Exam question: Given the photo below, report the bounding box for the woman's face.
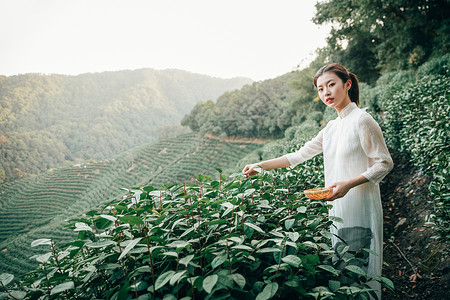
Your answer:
[316,72,351,113]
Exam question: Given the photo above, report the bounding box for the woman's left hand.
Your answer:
[324,181,351,201]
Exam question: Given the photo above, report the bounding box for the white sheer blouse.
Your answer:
[284,102,393,297]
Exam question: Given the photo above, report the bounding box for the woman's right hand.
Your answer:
[242,164,262,177]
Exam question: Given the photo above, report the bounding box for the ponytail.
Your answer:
[348,72,359,107]
[314,63,360,107]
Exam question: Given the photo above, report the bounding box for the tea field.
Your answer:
[0,133,262,277]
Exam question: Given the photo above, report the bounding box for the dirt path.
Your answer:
[380,150,449,299]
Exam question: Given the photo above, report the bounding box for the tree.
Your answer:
[313,0,450,81]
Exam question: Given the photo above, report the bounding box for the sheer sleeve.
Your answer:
[284,128,324,167]
[358,113,394,185]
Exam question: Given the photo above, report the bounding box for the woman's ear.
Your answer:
[346,80,352,91]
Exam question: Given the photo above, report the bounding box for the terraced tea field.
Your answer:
[0,133,262,277]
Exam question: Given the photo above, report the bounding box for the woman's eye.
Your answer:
[329,83,335,87]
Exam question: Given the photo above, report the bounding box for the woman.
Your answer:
[243,63,393,298]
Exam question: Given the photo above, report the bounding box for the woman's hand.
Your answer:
[242,164,262,177]
[324,181,351,201]
[324,175,369,201]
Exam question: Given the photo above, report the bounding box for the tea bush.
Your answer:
[1,169,393,299]
[382,74,450,241]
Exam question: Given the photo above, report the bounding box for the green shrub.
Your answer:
[417,54,450,77]
[383,74,450,241]
[4,170,393,299]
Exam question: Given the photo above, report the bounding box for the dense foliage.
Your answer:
[368,56,450,241]
[0,69,252,182]
[313,0,450,83]
[1,168,393,299]
[0,134,262,278]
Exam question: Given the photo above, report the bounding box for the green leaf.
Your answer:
[155,270,175,290]
[231,245,253,251]
[31,239,52,247]
[318,265,340,276]
[166,240,190,249]
[170,270,187,286]
[256,247,282,253]
[74,222,92,232]
[297,206,307,213]
[256,282,278,300]
[211,254,227,269]
[99,214,117,222]
[9,291,26,299]
[281,255,302,268]
[244,222,265,234]
[231,273,246,289]
[35,252,52,263]
[119,215,144,225]
[328,280,340,291]
[362,248,379,256]
[379,276,394,291]
[345,265,367,277]
[285,219,295,230]
[0,273,14,286]
[203,274,218,294]
[50,281,74,295]
[179,254,194,267]
[86,240,116,248]
[118,238,142,260]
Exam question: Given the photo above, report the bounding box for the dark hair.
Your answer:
[313,63,360,107]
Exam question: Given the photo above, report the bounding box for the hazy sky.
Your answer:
[0,0,330,81]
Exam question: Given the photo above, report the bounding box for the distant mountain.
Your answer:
[0,69,252,182]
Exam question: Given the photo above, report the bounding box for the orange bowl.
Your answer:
[304,187,332,200]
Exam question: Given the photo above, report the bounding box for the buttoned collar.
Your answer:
[338,102,357,119]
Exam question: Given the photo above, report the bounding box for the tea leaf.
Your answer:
[328,279,341,291]
[31,239,52,247]
[179,254,194,267]
[99,214,117,222]
[35,252,52,263]
[170,270,187,285]
[256,282,278,300]
[244,223,265,234]
[378,276,395,291]
[231,273,246,289]
[155,270,176,290]
[231,245,253,251]
[50,281,74,295]
[345,265,367,277]
[203,274,218,294]
[211,254,227,269]
[118,238,142,260]
[74,222,93,232]
[86,240,116,248]
[284,219,295,230]
[318,265,340,276]
[281,255,302,268]
[0,273,14,286]
[256,247,281,254]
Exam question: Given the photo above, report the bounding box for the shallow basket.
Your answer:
[304,187,332,200]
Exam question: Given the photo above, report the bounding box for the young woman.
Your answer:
[242,63,393,298]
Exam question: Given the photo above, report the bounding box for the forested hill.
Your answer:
[0,69,252,182]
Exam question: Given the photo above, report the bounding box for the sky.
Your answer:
[0,0,331,81]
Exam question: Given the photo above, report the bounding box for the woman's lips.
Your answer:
[326,97,333,103]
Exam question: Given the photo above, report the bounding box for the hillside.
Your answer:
[0,69,252,182]
[0,133,262,277]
